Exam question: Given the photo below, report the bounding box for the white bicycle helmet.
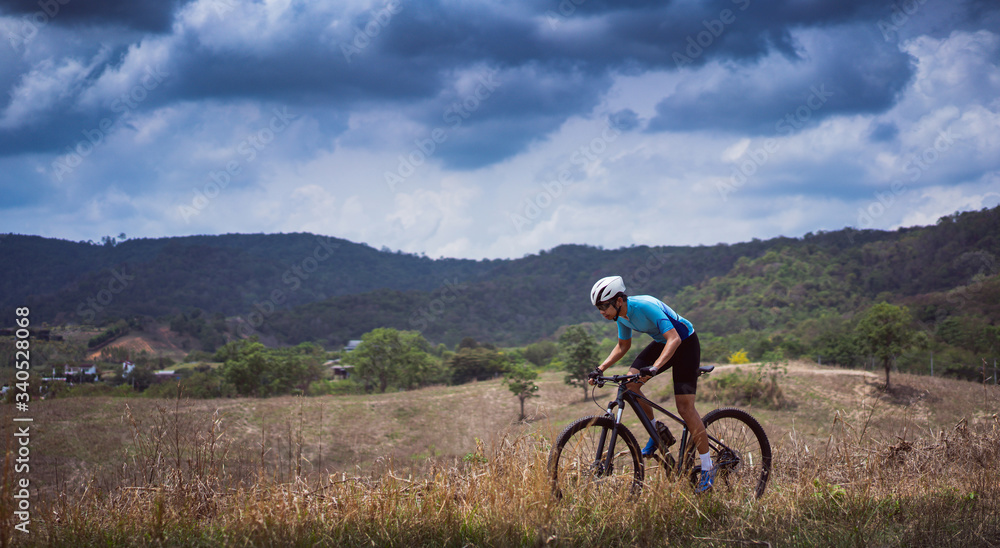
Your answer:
[590,276,626,306]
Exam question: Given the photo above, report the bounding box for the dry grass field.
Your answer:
[2,361,998,546]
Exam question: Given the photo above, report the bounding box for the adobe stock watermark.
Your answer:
[408,278,469,331]
[543,0,588,28]
[384,68,501,192]
[877,0,930,42]
[717,84,834,201]
[75,268,135,322]
[207,0,238,17]
[340,0,404,63]
[672,0,751,68]
[237,236,341,339]
[854,128,957,232]
[626,247,674,294]
[179,106,298,222]
[509,123,622,233]
[5,0,71,52]
[50,65,169,182]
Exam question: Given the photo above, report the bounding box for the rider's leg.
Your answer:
[675,394,709,455]
[626,371,658,455]
[628,342,668,456]
[671,334,715,492]
[625,375,655,421]
[626,341,665,423]
[625,369,656,457]
[677,394,716,494]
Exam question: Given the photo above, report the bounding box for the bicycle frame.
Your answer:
[597,375,724,476]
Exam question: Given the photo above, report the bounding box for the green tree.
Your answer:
[854,302,918,389]
[559,326,599,400]
[523,340,558,367]
[123,363,156,391]
[221,341,278,396]
[814,316,864,367]
[503,362,540,421]
[456,337,480,350]
[218,338,320,397]
[450,346,506,385]
[346,328,438,393]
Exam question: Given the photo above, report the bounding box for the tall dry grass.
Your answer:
[5,390,999,548]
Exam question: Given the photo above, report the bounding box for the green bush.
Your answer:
[704,362,791,409]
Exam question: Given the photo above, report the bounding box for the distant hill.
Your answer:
[3,233,488,323]
[3,232,778,334]
[676,208,1000,336]
[3,206,999,351]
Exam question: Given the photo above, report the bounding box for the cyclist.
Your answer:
[586,275,716,493]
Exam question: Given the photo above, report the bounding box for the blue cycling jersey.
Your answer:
[617,295,695,343]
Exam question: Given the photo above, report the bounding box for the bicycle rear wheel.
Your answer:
[548,415,644,500]
[687,407,771,499]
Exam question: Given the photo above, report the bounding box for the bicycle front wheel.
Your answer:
[690,407,772,499]
[548,415,644,501]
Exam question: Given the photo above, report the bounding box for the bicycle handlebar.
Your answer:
[590,365,714,387]
[591,373,641,388]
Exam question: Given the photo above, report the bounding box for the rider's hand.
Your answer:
[587,368,602,385]
[639,365,658,378]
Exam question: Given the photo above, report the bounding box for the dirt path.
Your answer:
[710,362,880,378]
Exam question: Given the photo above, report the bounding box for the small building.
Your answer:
[344,340,362,352]
[153,370,180,383]
[66,364,98,376]
[65,364,99,382]
[331,365,354,380]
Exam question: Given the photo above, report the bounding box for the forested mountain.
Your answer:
[3,233,488,323]
[251,207,1000,352]
[3,207,999,354]
[676,208,1000,336]
[3,231,776,330]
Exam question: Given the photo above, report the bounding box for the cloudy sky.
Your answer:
[1,0,999,259]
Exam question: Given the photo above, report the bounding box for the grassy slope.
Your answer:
[15,362,999,490]
[6,361,1000,546]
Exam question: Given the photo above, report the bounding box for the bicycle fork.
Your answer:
[597,403,626,475]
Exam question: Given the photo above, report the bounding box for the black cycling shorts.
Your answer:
[629,332,701,395]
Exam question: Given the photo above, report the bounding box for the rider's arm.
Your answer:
[597,338,631,372]
[647,328,681,373]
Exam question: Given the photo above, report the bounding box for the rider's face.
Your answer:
[597,298,618,320]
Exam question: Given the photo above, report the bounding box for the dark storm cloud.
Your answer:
[2,0,997,166]
[402,64,612,169]
[647,24,916,135]
[0,112,97,156]
[532,0,884,71]
[0,0,190,32]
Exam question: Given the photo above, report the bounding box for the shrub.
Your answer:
[705,361,791,409]
[728,349,750,364]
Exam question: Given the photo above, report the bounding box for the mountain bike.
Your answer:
[548,366,771,501]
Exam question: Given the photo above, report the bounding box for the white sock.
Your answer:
[700,452,713,472]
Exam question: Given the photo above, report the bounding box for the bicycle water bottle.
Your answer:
[655,420,676,448]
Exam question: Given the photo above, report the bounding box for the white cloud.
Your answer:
[899,179,1000,228]
[0,55,102,128]
[1,1,998,261]
[902,30,1000,110]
